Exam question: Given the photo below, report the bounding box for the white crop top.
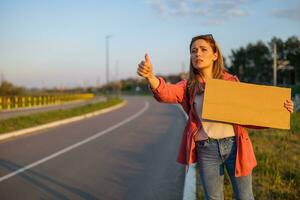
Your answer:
[193,93,235,140]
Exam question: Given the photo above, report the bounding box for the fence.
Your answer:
[0,93,94,111]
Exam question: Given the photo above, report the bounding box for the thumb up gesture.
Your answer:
[137,53,154,79]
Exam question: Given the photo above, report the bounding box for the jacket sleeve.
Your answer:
[149,77,186,104]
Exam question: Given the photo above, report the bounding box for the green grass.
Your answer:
[196,110,300,199]
[0,97,124,134]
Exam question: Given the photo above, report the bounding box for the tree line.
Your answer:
[228,36,299,86]
[1,36,299,96]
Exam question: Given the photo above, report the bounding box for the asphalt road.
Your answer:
[0,96,186,200]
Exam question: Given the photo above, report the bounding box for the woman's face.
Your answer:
[190,39,218,71]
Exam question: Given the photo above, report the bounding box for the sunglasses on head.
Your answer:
[192,34,214,41]
[190,34,215,51]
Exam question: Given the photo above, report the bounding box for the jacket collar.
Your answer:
[198,71,233,84]
[192,71,234,97]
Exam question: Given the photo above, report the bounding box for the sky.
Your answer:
[0,0,299,88]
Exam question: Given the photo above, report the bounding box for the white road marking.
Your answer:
[175,105,197,200]
[0,101,149,183]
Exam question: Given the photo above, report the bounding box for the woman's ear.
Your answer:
[213,52,218,61]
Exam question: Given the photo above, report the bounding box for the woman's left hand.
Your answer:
[284,99,294,113]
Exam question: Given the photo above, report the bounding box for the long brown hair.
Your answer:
[187,35,225,97]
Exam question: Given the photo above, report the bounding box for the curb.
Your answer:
[175,105,197,200]
[0,100,127,141]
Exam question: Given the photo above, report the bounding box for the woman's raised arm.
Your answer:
[137,53,186,104]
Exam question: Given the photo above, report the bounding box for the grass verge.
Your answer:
[0,97,124,134]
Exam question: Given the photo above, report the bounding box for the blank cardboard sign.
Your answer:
[202,79,291,129]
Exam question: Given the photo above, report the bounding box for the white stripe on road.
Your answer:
[0,101,149,183]
[175,105,197,200]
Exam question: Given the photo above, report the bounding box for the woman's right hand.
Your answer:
[137,53,154,79]
[137,53,160,90]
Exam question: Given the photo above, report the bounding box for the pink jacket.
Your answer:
[150,71,264,177]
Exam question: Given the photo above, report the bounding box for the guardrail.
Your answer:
[0,93,94,111]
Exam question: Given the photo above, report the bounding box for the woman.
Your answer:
[137,34,294,200]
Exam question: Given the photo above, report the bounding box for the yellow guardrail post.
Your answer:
[38,96,42,106]
[33,97,36,107]
[0,97,2,111]
[7,97,11,110]
[28,96,32,107]
[14,96,18,109]
[22,97,25,108]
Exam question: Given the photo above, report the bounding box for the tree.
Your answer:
[229,47,248,81]
[285,36,300,85]
[229,42,272,84]
[228,37,300,85]
[246,41,272,83]
[0,81,25,96]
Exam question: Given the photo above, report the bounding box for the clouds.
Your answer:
[270,6,300,22]
[146,0,251,24]
[146,0,299,25]
[147,0,192,17]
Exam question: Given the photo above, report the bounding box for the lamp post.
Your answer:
[106,35,112,85]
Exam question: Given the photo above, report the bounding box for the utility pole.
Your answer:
[106,35,112,85]
[273,42,277,86]
[273,42,294,85]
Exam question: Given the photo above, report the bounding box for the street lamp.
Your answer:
[106,35,112,85]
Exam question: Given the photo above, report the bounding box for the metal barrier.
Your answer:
[0,93,94,111]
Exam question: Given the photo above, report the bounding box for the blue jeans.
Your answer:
[196,137,254,200]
